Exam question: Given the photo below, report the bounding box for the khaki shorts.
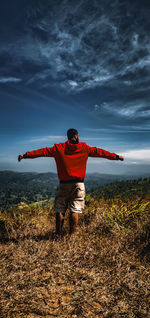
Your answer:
[54,182,85,214]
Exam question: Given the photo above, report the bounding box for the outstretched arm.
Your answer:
[18,146,56,162]
[85,144,124,161]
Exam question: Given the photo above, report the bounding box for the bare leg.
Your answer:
[70,212,78,236]
[56,213,64,236]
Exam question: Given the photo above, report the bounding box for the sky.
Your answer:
[0,0,150,176]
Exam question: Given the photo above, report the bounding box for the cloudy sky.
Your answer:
[0,0,150,176]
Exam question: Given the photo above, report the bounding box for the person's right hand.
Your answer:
[18,154,24,162]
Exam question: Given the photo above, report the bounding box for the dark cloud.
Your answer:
[0,0,150,89]
[0,0,150,129]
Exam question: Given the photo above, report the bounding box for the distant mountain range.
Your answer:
[0,170,148,210]
[0,170,58,187]
[0,170,131,191]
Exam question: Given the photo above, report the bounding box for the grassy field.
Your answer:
[0,179,150,317]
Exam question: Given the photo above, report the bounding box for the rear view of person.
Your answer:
[18,128,124,237]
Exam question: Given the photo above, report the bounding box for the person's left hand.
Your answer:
[119,155,124,161]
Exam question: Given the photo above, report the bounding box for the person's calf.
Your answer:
[70,212,78,236]
[56,212,64,236]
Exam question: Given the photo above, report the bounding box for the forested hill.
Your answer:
[0,171,58,210]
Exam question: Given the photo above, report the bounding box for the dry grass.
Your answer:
[0,191,150,318]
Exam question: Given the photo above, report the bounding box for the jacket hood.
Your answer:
[65,140,83,153]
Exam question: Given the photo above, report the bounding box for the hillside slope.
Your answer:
[0,179,150,318]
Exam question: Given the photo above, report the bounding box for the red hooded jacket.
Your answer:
[25,140,118,181]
